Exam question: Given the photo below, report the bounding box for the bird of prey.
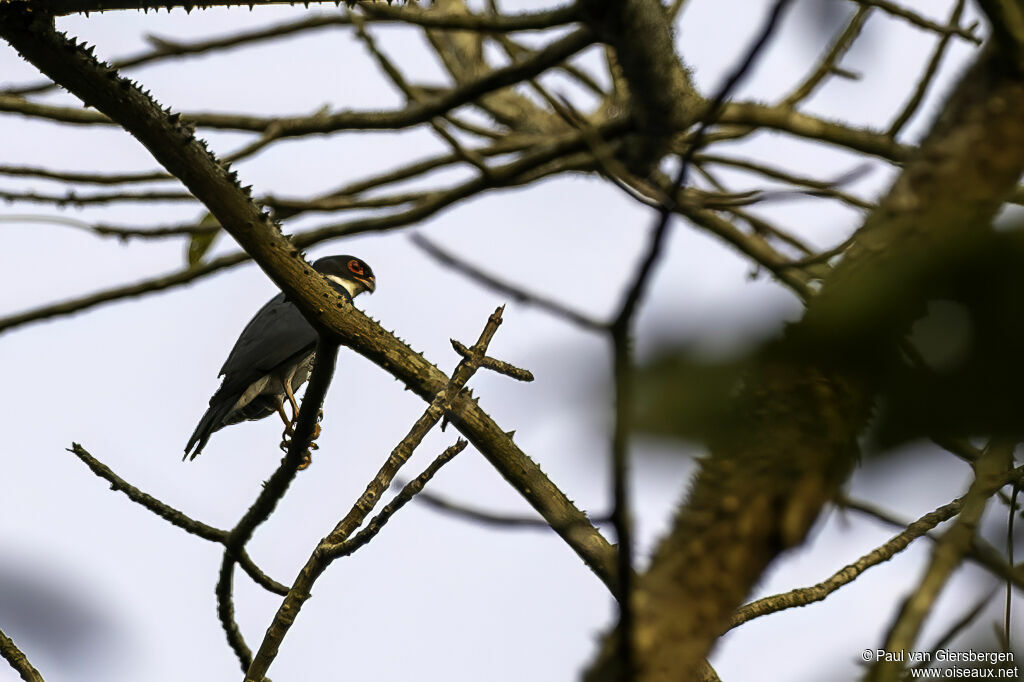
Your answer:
[184,255,375,460]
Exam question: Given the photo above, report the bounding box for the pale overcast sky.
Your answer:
[0,2,1008,681]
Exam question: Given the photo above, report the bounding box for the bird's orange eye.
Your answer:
[348,259,364,276]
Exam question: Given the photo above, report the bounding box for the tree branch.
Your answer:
[214,338,339,671]
[886,0,968,137]
[411,232,607,332]
[0,3,618,606]
[403,485,611,529]
[872,440,1015,682]
[0,26,595,136]
[850,0,981,44]
[0,628,43,682]
[66,443,289,594]
[729,497,962,629]
[585,35,1024,682]
[329,440,468,558]
[577,0,700,170]
[245,308,504,681]
[976,0,1024,68]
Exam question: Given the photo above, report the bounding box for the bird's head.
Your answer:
[313,255,376,299]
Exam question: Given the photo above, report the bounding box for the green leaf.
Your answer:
[186,212,220,267]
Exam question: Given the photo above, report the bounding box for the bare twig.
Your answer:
[1005,482,1020,651]
[887,0,968,137]
[0,28,596,137]
[0,251,251,335]
[326,440,469,559]
[730,497,963,629]
[718,102,910,161]
[450,339,534,381]
[357,2,581,33]
[0,163,171,184]
[245,308,507,681]
[849,0,981,44]
[405,485,612,529]
[216,553,252,671]
[839,493,1024,590]
[696,153,874,211]
[0,214,212,240]
[0,628,43,682]
[411,232,607,332]
[0,187,194,206]
[68,443,224,543]
[873,440,1014,682]
[914,589,997,670]
[782,5,872,107]
[66,444,288,595]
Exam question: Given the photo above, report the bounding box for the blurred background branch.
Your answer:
[2,0,1023,681]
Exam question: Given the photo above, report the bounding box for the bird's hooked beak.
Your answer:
[356,275,376,294]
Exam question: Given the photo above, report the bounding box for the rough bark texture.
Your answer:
[586,45,1024,682]
[578,0,699,171]
[0,7,618,592]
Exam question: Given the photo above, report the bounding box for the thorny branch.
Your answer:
[2,0,1024,680]
[244,306,511,681]
[1,6,622,671]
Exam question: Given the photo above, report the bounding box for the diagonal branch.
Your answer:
[872,440,1015,682]
[0,628,43,682]
[67,443,289,595]
[411,233,607,332]
[329,440,469,559]
[729,497,963,629]
[245,308,505,681]
[782,4,872,107]
[586,30,1024,682]
[0,1,618,617]
[404,485,610,529]
[886,0,968,137]
[850,0,981,43]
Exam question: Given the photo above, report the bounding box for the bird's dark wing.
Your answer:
[184,293,317,459]
[217,292,318,391]
[185,281,356,459]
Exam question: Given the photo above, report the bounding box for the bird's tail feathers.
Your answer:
[183,394,236,461]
